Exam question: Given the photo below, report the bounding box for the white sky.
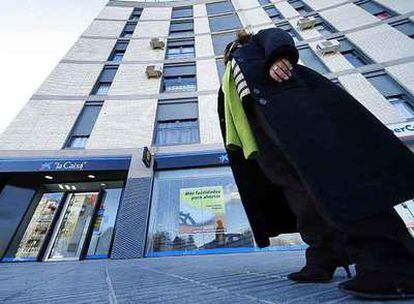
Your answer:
[0,0,108,134]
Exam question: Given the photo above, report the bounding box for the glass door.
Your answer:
[9,193,64,261]
[46,192,99,261]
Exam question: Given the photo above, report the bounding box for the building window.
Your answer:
[288,0,313,16]
[277,22,301,42]
[390,19,414,39]
[209,14,242,32]
[3,181,124,262]
[314,16,336,35]
[169,19,194,37]
[120,22,137,38]
[259,0,271,5]
[145,167,254,256]
[355,0,395,20]
[108,41,129,62]
[206,1,235,15]
[216,59,226,81]
[212,32,237,56]
[264,6,282,22]
[171,6,193,19]
[338,38,371,68]
[366,72,414,120]
[91,66,118,95]
[129,8,142,21]
[65,103,103,149]
[67,136,89,149]
[298,46,329,74]
[166,38,195,59]
[154,100,200,146]
[162,63,197,92]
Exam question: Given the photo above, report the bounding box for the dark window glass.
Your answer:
[209,14,242,32]
[206,1,234,15]
[65,104,102,149]
[391,19,414,38]
[339,39,370,67]
[0,185,37,259]
[109,41,128,62]
[169,20,194,36]
[155,101,200,146]
[259,0,271,5]
[355,0,395,19]
[162,63,197,92]
[387,95,414,119]
[120,22,137,38]
[216,59,226,81]
[110,51,124,62]
[314,16,335,35]
[163,77,197,92]
[172,6,193,19]
[166,38,195,59]
[265,6,282,22]
[212,32,236,56]
[91,66,118,95]
[86,188,123,259]
[366,73,414,119]
[342,51,367,67]
[166,46,195,59]
[288,0,313,15]
[129,8,142,21]
[299,47,329,74]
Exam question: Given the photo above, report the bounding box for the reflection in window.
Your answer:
[209,14,242,32]
[146,167,254,256]
[163,76,197,92]
[86,188,123,259]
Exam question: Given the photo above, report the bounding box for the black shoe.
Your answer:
[287,264,351,283]
[338,273,414,300]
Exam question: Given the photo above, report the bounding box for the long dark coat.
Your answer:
[217,28,414,247]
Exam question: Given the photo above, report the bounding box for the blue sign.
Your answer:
[0,156,131,173]
[155,150,229,170]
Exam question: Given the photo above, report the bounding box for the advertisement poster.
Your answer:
[179,186,225,234]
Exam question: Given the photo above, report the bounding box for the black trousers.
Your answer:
[246,98,414,278]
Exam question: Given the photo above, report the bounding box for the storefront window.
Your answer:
[3,181,123,262]
[10,193,64,261]
[86,188,123,259]
[146,167,254,256]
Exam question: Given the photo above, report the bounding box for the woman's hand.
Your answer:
[269,58,292,82]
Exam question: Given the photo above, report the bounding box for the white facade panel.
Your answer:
[36,63,103,96]
[83,20,125,37]
[63,38,116,61]
[109,64,161,96]
[0,100,84,150]
[97,6,133,20]
[88,99,157,149]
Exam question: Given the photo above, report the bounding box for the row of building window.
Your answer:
[64,1,413,149]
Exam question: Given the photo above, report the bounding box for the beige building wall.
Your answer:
[1,0,413,151]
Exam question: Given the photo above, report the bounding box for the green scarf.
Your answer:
[222,62,259,159]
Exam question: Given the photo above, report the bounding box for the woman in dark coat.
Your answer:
[217,28,414,299]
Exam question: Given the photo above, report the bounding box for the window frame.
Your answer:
[153,99,200,146]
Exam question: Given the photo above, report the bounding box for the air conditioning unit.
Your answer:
[316,39,340,55]
[297,17,316,31]
[150,38,165,50]
[146,65,162,79]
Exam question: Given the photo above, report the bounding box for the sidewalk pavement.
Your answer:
[0,250,408,304]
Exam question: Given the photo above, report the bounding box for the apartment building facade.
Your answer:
[0,0,413,263]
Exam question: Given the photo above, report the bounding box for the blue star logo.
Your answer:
[218,154,229,164]
[40,162,53,171]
